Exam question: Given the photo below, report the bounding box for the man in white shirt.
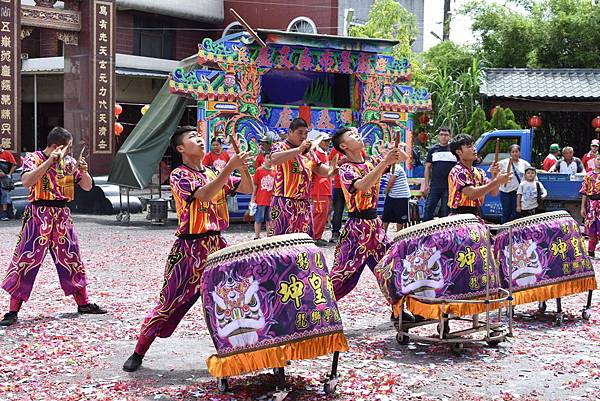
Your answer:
[498,144,530,223]
[550,146,584,174]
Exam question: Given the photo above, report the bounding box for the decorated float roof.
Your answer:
[255,29,399,54]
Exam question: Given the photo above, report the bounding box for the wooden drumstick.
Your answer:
[391,130,401,174]
[494,138,500,165]
[228,132,252,182]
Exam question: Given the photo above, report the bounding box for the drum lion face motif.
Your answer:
[401,246,444,298]
[503,239,543,287]
[211,272,266,348]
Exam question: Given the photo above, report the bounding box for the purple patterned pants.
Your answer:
[135,235,226,355]
[2,205,88,302]
[269,196,313,237]
[330,217,390,300]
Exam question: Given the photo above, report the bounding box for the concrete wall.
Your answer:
[338,0,424,53]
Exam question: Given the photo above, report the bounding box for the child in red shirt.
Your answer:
[251,154,276,239]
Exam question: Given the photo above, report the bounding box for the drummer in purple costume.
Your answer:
[269,118,333,237]
[329,127,403,301]
[123,126,252,372]
[0,127,106,327]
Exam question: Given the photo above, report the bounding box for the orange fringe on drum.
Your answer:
[393,295,507,320]
[206,332,349,378]
[510,276,597,306]
[392,276,598,320]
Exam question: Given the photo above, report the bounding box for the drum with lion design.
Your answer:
[201,233,348,378]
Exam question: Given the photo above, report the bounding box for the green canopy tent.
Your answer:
[107,77,189,189]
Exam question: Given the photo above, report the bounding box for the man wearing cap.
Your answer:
[582,140,600,172]
[543,144,560,171]
[254,133,273,169]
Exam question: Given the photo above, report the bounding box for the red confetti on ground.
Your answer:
[0,215,599,400]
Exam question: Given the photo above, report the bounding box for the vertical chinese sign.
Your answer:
[92,1,114,155]
[0,0,20,152]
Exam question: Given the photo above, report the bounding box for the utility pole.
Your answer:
[443,0,451,40]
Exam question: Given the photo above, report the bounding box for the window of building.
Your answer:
[222,22,245,38]
[287,17,317,34]
[133,15,175,59]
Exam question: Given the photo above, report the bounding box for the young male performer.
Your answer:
[447,133,509,216]
[329,127,403,300]
[269,118,333,237]
[0,127,106,327]
[123,126,252,372]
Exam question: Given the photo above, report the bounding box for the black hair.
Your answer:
[438,126,451,134]
[449,133,474,157]
[47,127,73,146]
[510,144,520,151]
[524,166,536,173]
[289,118,308,132]
[211,137,222,145]
[170,125,197,152]
[332,127,352,155]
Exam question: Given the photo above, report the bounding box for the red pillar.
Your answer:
[0,0,21,155]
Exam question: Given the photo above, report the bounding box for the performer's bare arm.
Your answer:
[462,169,509,200]
[581,194,587,219]
[353,148,401,192]
[421,162,432,196]
[21,145,65,188]
[193,152,252,201]
[76,157,93,191]
[270,140,311,165]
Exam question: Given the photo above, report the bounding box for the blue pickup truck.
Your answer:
[472,129,583,222]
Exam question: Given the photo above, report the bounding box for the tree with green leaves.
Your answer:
[464,106,521,140]
[349,0,418,59]
[462,0,600,68]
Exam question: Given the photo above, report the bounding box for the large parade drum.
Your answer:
[374,214,502,319]
[493,211,597,305]
[201,234,348,378]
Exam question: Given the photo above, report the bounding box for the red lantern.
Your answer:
[417,130,428,144]
[528,115,542,129]
[418,114,429,126]
[114,122,124,136]
[490,106,501,118]
[592,116,600,133]
[114,103,123,118]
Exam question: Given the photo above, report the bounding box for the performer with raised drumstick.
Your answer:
[328,127,415,321]
[268,118,334,237]
[447,134,510,218]
[1,127,106,327]
[123,126,252,372]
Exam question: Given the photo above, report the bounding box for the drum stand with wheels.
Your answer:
[394,226,513,353]
[215,351,341,396]
[526,290,593,326]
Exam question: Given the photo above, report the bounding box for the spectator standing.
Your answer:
[251,154,276,239]
[550,146,584,174]
[311,133,336,244]
[498,144,530,223]
[516,167,547,217]
[254,133,273,169]
[203,137,230,171]
[329,147,345,243]
[542,144,560,171]
[582,139,599,172]
[0,146,16,221]
[421,127,457,221]
[382,156,411,233]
